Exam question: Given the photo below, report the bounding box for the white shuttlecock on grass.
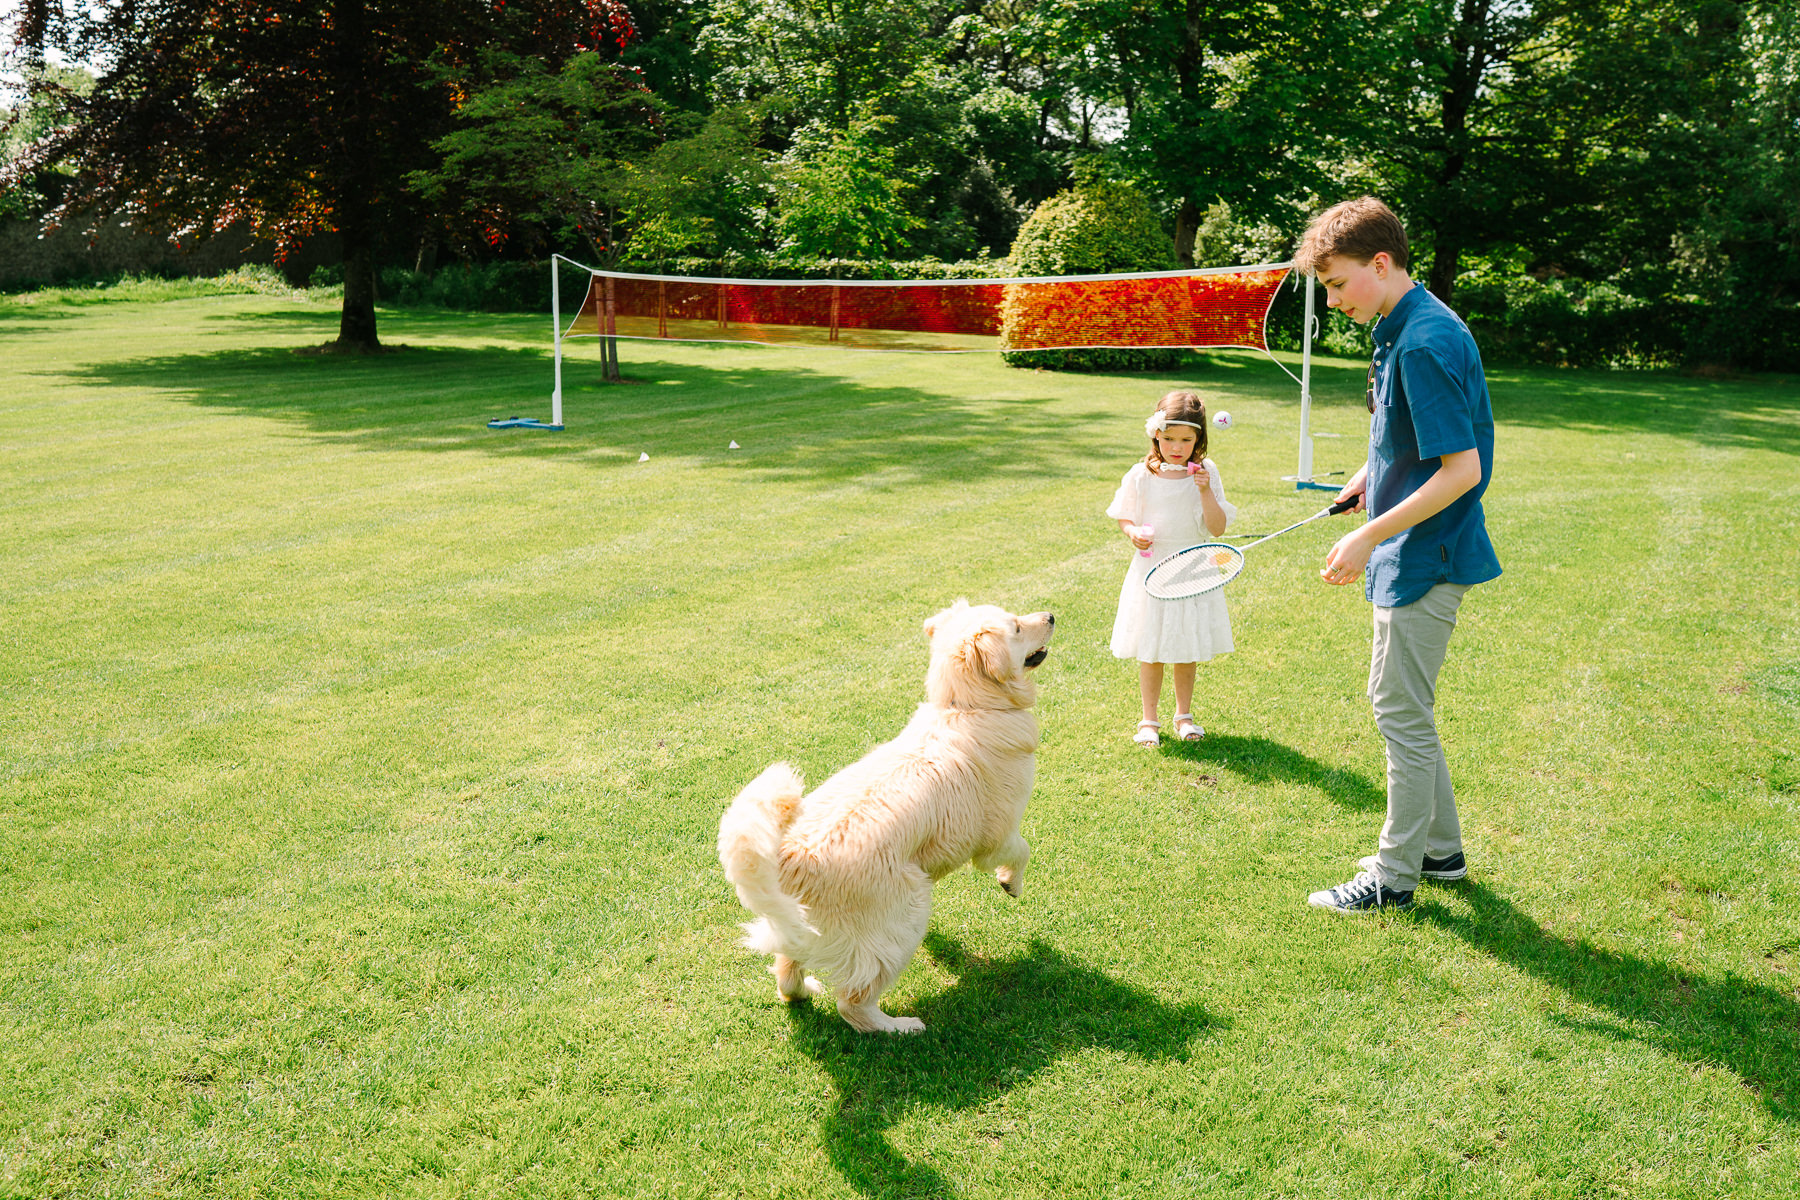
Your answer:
[1212,411,1232,431]
[729,440,740,449]
[638,452,650,462]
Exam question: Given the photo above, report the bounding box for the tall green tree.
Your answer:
[1,0,636,351]
[410,49,662,264]
[698,0,931,129]
[696,0,1077,258]
[775,117,923,258]
[1013,0,1360,265]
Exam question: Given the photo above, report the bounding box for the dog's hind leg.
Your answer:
[834,876,932,1034]
[772,955,824,1003]
[976,832,1031,898]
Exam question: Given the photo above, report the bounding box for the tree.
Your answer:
[774,117,923,259]
[409,54,767,379]
[410,49,662,265]
[1012,0,1360,265]
[1354,0,1598,305]
[614,104,776,261]
[0,60,89,221]
[696,0,1077,258]
[697,0,931,130]
[1,0,636,352]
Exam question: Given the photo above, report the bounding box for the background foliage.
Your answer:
[3,0,1797,368]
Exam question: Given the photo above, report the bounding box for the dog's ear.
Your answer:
[972,626,1015,680]
[923,599,970,640]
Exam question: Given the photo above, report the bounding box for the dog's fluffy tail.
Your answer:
[718,762,816,957]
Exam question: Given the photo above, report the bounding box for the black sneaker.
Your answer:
[1307,871,1413,912]
[1421,851,1467,881]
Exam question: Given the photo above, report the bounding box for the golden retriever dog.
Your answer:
[718,601,1055,1033]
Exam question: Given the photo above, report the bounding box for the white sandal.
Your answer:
[1133,720,1161,747]
[1174,714,1204,741]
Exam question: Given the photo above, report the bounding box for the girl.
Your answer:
[1105,390,1238,745]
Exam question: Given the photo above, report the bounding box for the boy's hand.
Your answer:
[1334,483,1365,513]
[1321,528,1374,586]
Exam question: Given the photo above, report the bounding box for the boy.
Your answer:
[1296,197,1501,912]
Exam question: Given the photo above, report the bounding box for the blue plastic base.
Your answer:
[487,417,565,430]
[1293,479,1337,492]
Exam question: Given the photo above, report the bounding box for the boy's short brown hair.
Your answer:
[1295,197,1410,275]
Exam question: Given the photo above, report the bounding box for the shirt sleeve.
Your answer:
[1397,346,1478,461]
[1204,458,1237,531]
[1104,466,1141,522]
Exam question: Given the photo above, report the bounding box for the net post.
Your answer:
[1297,272,1315,487]
[551,255,564,428]
[1291,272,1335,492]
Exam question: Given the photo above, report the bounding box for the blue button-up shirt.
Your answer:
[1364,284,1502,606]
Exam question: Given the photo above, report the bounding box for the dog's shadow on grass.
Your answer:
[784,932,1216,1198]
[1418,883,1800,1123]
[1162,732,1384,810]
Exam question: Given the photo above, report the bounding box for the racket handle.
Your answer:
[1328,497,1358,515]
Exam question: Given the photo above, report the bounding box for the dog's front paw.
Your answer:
[996,870,1023,899]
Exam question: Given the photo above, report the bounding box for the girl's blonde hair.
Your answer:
[1144,390,1209,472]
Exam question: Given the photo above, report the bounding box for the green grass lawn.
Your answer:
[2,281,1797,1199]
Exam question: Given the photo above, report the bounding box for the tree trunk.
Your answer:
[337,232,382,350]
[1427,234,1461,308]
[1426,0,1487,310]
[1173,196,1201,266]
[601,272,621,381]
[326,0,381,352]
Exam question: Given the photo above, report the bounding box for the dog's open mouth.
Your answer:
[1024,647,1049,669]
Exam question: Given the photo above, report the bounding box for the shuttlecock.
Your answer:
[729,440,740,449]
[638,452,649,462]
[1212,411,1232,431]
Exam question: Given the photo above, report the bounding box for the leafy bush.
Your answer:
[999,181,1183,372]
[1455,263,1684,368]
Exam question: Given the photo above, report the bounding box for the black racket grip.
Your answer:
[1327,497,1359,515]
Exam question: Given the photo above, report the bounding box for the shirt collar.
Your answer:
[1372,282,1427,351]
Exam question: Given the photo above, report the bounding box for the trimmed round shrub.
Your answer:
[1000,181,1182,372]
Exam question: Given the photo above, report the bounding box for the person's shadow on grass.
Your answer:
[1416,882,1799,1123]
[783,932,1216,1198]
[1161,731,1385,810]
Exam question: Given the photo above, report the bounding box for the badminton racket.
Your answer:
[1144,497,1358,600]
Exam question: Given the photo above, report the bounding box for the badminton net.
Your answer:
[563,261,1293,354]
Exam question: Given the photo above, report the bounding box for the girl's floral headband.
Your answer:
[1145,412,1205,438]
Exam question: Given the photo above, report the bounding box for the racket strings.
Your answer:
[1146,545,1244,598]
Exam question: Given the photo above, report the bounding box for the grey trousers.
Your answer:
[1360,583,1470,892]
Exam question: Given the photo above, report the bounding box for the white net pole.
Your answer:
[551,255,565,428]
[1297,272,1316,486]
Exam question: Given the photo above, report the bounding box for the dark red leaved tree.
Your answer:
[3,0,635,351]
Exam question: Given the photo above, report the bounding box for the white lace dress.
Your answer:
[1105,459,1238,663]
